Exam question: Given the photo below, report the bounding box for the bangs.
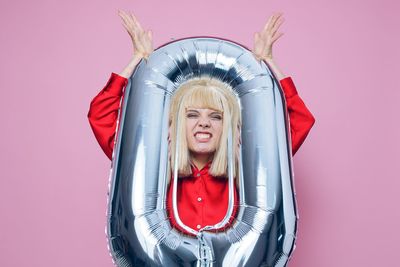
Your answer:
[182,85,224,112]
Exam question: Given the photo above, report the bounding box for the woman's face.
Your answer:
[185,107,223,159]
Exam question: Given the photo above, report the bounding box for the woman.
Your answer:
[87,11,315,235]
[166,76,242,234]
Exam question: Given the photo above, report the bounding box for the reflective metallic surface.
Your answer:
[106,37,297,266]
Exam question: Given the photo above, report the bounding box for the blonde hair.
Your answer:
[169,76,241,178]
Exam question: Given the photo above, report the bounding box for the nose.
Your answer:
[198,116,211,128]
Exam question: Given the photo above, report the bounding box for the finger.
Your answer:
[147,29,153,40]
[125,12,138,29]
[136,31,148,53]
[135,40,145,54]
[126,13,145,40]
[121,20,137,40]
[253,32,259,42]
[271,32,284,44]
[118,10,131,22]
[129,12,144,32]
[272,14,284,28]
[263,12,279,32]
[119,11,135,33]
[119,14,131,28]
[260,14,283,40]
[144,30,154,51]
[254,32,265,50]
[143,29,151,40]
[261,15,276,38]
[118,11,129,24]
[120,20,144,53]
[136,31,147,48]
[263,15,274,32]
[272,12,283,22]
[260,25,272,40]
[270,17,284,37]
[121,11,139,32]
[120,21,134,38]
[268,12,283,32]
[119,15,133,34]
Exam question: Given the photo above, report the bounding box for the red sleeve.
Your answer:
[87,73,128,160]
[279,77,316,156]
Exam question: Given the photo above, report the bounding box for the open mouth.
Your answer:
[194,132,212,142]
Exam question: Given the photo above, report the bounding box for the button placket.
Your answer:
[199,173,205,229]
[192,170,204,231]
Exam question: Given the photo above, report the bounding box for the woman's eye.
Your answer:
[186,113,198,118]
[211,114,222,120]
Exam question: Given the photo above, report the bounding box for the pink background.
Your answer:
[1,0,399,266]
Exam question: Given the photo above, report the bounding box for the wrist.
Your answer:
[119,56,142,78]
[262,55,274,63]
[262,58,286,80]
[131,53,143,61]
[133,51,151,60]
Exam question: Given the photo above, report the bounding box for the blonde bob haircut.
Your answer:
[169,76,241,178]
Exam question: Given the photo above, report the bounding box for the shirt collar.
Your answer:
[190,160,212,174]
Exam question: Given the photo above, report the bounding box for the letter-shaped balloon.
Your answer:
[106,37,297,266]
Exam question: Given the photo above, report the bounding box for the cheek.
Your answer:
[213,122,223,140]
[185,119,195,139]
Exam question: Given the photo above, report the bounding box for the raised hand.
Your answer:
[118,10,153,60]
[252,12,285,62]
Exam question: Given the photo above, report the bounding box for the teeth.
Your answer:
[196,133,211,139]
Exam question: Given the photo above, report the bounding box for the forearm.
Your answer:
[88,73,128,159]
[263,57,287,81]
[119,54,143,78]
[279,77,316,155]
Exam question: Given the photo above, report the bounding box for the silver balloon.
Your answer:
[106,37,297,267]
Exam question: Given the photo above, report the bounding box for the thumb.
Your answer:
[254,32,259,40]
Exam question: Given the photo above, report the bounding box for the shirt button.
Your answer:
[196,224,201,229]
[196,173,201,177]
[197,197,202,202]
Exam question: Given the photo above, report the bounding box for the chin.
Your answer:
[190,147,216,155]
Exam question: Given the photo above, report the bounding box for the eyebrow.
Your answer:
[185,109,223,115]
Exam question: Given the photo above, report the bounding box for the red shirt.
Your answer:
[87,72,315,235]
[166,162,239,235]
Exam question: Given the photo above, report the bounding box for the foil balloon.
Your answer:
[106,37,297,266]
